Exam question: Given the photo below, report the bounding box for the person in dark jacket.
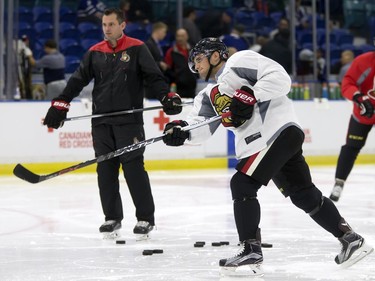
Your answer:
[164,28,197,98]
[260,18,292,74]
[145,21,168,74]
[42,8,182,240]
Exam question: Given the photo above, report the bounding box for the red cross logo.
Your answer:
[153,110,170,131]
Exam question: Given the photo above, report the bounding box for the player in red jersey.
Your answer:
[330,49,375,202]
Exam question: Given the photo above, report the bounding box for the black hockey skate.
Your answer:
[329,179,345,202]
[335,231,373,268]
[219,239,264,277]
[133,221,154,241]
[99,220,121,239]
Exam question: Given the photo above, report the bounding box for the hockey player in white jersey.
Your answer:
[162,38,373,276]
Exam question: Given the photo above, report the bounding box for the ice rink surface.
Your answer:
[0,165,374,281]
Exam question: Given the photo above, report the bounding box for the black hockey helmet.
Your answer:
[188,37,229,74]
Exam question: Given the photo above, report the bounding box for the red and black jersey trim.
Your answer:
[89,34,144,53]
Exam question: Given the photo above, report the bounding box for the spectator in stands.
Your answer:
[28,39,66,100]
[145,22,169,74]
[182,6,202,46]
[119,0,131,23]
[260,22,292,74]
[269,18,290,39]
[18,35,33,100]
[220,24,250,51]
[297,48,313,76]
[297,48,326,80]
[249,33,270,53]
[197,9,232,38]
[337,50,354,84]
[124,0,153,25]
[164,28,197,98]
[77,0,106,24]
[144,21,169,99]
[285,0,309,30]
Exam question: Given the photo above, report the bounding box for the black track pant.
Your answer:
[92,123,155,225]
[335,115,373,181]
[232,126,345,241]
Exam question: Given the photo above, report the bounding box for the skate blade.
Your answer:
[220,263,264,277]
[340,241,374,269]
[135,233,151,241]
[102,230,121,240]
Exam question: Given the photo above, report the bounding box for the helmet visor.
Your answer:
[188,52,210,73]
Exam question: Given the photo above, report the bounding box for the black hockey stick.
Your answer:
[14,112,230,184]
[63,101,194,122]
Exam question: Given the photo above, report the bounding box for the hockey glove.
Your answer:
[43,98,70,129]
[163,120,189,146]
[229,86,257,127]
[162,92,182,115]
[353,93,374,118]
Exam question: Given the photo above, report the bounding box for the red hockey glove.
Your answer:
[353,93,374,118]
[229,86,257,127]
[162,92,182,115]
[163,120,189,146]
[43,98,70,129]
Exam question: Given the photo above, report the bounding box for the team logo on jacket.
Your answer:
[209,84,232,127]
[120,51,130,62]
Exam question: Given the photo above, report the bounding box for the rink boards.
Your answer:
[0,99,374,174]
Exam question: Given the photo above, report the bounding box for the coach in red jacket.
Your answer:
[42,7,182,239]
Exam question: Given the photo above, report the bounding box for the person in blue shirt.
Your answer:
[28,39,66,100]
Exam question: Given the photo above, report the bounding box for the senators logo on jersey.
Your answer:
[209,84,233,127]
[120,51,130,62]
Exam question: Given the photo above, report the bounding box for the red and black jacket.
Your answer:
[342,51,375,125]
[59,34,169,125]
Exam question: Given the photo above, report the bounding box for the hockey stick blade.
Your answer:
[13,164,41,184]
[14,113,229,184]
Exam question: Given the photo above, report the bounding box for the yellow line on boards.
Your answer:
[1,155,374,176]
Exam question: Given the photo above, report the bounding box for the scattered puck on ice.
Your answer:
[261,243,273,248]
[115,240,126,244]
[220,241,230,245]
[142,250,153,256]
[153,249,163,254]
[211,242,222,247]
[194,241,205,247]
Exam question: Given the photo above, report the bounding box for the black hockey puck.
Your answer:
[220,241,230,245]
[261,243,273,248]
[116,240,126,244]
[153,249,163,254]
[142,250,153,255]
[211,242,222,247]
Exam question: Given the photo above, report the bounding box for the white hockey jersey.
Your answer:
[185,50,302,159]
